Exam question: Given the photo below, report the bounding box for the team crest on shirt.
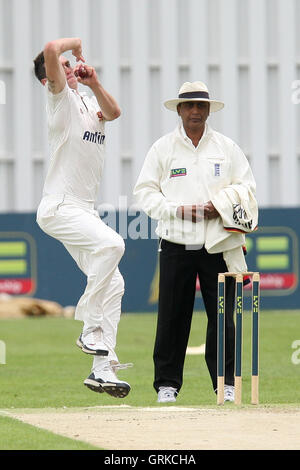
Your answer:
[214,163,221,176]
[170,168,187,178]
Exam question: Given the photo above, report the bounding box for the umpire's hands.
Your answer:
[176,205,203,223]
[202,201,219,220]
[176,201,219,223]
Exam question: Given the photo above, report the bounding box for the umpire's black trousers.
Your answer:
[153,239,236,393]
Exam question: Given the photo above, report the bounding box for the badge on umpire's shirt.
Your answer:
[214,163,220,176]
[170,168,187,178]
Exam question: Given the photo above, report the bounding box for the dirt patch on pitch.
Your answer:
[3,405,300,450]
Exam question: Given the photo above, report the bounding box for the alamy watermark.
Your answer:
[98,201,158,240]
[0,80,6,105]
[97,200,205,248]
[291,340,300,365]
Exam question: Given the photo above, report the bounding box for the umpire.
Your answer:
[134,81,258,403]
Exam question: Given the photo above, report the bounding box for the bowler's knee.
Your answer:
[114,271,125,295]
[111,236,125,260]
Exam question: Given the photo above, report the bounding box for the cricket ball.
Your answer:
[75,65,89,79]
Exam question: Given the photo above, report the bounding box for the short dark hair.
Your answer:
[33,51,46,82]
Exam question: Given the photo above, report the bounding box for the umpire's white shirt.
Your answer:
[43,83,105,203]
[134,123,258,254]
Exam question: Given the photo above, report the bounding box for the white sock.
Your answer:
[92,356,109,376]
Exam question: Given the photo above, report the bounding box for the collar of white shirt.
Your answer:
[178,123,208,148]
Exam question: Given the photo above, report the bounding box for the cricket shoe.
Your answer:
[84,364,131,398]
[76,327,109,356]
[157,386,178,403]
[224,385,235,402]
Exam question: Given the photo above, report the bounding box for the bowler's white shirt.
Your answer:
[43,84,106,204]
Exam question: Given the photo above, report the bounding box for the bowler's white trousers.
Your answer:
[37,194,125,364]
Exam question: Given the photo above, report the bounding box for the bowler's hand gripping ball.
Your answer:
[75,65,89,79]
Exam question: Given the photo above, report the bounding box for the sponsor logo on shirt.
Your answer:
[170,168,187,178]
[83,130,105,144]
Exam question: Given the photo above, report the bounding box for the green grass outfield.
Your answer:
[0,310,300,449]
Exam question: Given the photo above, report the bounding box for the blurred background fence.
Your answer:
[0,0,299,311]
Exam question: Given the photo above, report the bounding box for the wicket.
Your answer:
[217,272,260,405]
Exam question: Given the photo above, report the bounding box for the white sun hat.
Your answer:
[164,81,224,113]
